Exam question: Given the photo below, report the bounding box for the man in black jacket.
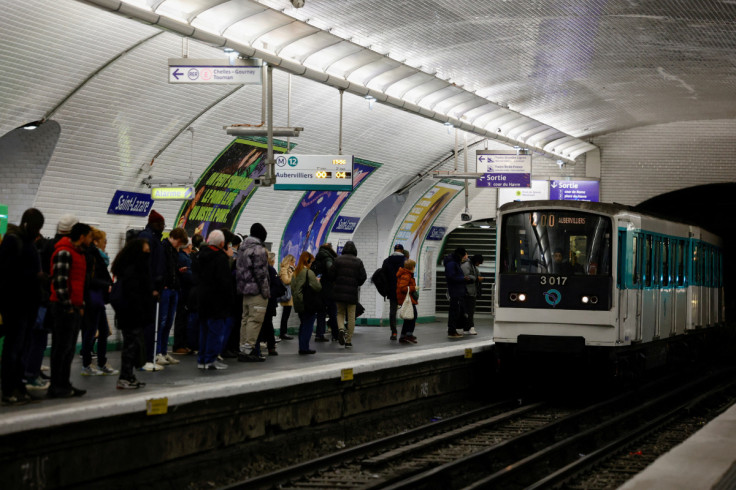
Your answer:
[381,243,406,340]
[155,226,188,367]
[311,243,338,341]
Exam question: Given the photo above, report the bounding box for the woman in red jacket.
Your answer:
[396,259,418,344]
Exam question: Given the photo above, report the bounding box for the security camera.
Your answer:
[461,209,472,221]
[254,178,273,187]
[291,0,305,7]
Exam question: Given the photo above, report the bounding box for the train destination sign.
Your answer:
[550,180,600,202]
[274,154,354,191]
[475,151,532,188]
[168,58,262,85]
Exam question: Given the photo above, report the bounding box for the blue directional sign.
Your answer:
[550,180,600,202]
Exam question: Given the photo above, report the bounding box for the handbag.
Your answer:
[398,287,414,320]
[355,302,365,318]
[277,284,292,303]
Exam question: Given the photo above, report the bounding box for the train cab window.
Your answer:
[676,240,685,286]
[499,210,612,276]
[644,236,652,287]
[662,238,670,287]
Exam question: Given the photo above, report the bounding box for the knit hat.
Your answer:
[148,209,165,225]
[57,213,79,234]
[394,243,404,251]
[250,222,267,242]
[453,247,467,258]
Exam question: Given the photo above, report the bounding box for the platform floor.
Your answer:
[0,319,494,435]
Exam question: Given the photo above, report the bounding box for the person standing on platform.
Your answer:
[172,238,193,355]
[256,251,283,356]
[0,208,45,405]
[47,222,93,398]
[154,226,188,367]
[396,259,419,344]
[461,254,484,335]
[330,241,367,349]
[222,231,243,359]
[444,247,468,339]
[196,230,233,370]
[311,243,338,342]
[138,209,166,372]
[381,243,406,341]
[236,223,270,362]
[291,251,320,354]
[278,254,296,340]
[111,239,152,389]
[80,227,117,376]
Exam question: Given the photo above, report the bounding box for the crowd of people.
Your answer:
[0,207,485,405]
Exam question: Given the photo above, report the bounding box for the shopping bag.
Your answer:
[398,287,414,320]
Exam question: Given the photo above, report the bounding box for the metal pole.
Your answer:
[338,89,344,155]
[454,127,459,171]
[286,74,292,153]
[464,131,469,208]
[261,63,267,126]
[267,64,274,182]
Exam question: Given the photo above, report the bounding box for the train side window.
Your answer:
[693,243,700,285]
[632,235,639,285]
[644,235,652,287]
[676,240,685,286]
[662,238,670,287]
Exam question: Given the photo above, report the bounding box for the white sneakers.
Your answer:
[139,362,164,372]
[155,353,180,365]
[464,327,478,335]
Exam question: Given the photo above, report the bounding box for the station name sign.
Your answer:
[331,216,360,233]
[274,154,354,191]
[168,58,262,85]
[107,191,154,217]
[151,187,195,200]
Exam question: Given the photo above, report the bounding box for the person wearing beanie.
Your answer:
[57,213,79,235]
[235,223,270,362]
[443,247,469,339]
[380,243,407,340]
[138,209,167,371]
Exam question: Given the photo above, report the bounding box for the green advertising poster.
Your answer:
[0,204,8,236]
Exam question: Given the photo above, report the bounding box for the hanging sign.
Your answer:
[550,180,600,202]
[168,58,262,84]
[475,151,531,188]
[426,226,446,240]
[274,154,354,191]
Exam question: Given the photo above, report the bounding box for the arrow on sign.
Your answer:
[172,69,183,80]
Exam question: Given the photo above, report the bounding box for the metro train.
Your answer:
[493,200,726,377]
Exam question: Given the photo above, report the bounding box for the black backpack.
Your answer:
[371,268,390,299]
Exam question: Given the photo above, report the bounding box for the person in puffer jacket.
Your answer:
[329,241,367,348]
[396,259,418,344]
[443,247,469,339]
[235,223,270,362]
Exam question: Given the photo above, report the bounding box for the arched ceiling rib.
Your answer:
[83,0,597,163]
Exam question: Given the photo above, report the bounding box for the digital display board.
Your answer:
[274,154,354,191]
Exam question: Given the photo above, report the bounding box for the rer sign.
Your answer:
[168,58,262,85]
[550,180,600,202]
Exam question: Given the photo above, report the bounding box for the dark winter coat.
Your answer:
[0,225,43,311]
[85,244,112,308]
[443,253,466,299]
[311,245,337,300]
[197,245,233,319]
[292,268,322,314]
[235,236,269,298]
[161,238,181,290]
[138,225,164,291]
[329,241,367,305]
[114,257,154,328]
[381,252,406,301]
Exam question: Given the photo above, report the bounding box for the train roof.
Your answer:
[498,200,723,243]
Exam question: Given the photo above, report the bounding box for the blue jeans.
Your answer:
[198,317,227,365]
[298,312,317,351]
[156,289,178,355]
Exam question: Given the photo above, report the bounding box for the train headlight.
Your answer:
[581,295,599,305]
[581,296,590,304]
[518,293,527,302]
[509,293,527,302]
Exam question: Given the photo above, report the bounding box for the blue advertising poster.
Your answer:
[550,180,600,202]
[279,160,379,260]
[107,191,154,217]
[426,226,446,240]
[331,216,360,233]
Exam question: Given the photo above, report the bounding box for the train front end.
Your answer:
[494,201,617,360]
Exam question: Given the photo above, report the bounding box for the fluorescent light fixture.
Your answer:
[365,95,376,110]
[224,126,303,137]
[19,120,43,130]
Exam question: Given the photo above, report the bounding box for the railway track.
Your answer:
[222,368,736,489]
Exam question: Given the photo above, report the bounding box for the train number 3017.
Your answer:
[540,276,567,286]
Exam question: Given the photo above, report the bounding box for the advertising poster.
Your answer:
[175,138,290,237]
[391,180,463,279]
[279,160,379,260]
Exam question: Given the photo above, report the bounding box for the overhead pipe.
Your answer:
[85,0,592,165]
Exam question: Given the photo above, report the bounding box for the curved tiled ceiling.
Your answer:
[84,0,608,163]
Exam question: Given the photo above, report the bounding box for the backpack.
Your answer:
[371,268,390,299]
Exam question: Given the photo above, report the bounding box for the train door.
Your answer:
[619,227,643,343]
[674,239,688,335]
[689,240,701,329]
[658,238,674,338]
[641,234,656,342]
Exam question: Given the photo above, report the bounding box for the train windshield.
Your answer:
[500,210,612,276]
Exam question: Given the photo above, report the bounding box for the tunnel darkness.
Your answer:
[635,183,736,319]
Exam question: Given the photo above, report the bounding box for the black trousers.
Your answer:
[0,305,36,397]
[49,304,82,394]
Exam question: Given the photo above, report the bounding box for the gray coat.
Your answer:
[461,260,479,297]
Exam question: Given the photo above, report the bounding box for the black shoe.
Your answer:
[221,350,238,359]
[238,353,266,362]
[344,342,353,348]
[338,329,346,346]
[390,332,397,341]
[299,349,316,355]
[268,349,279,356]
[314,336,329,342]
[280,334,294,340]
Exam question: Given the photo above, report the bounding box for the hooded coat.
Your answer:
[197,245,233,319]
[329,241,367,305]
[235,236,269,298]
[443,252,466,299]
